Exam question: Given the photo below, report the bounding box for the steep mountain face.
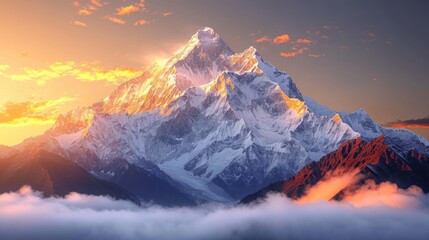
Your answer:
[18,27,428,203]
[94,158,197,206]
[100,27,234,115]
[42,28,361,201]
[241,136,429,204]
[0,149,138,203]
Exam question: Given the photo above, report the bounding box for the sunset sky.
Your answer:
[0,0,428,145]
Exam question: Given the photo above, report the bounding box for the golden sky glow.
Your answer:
[0,97,76,127]
[0,0,428,145]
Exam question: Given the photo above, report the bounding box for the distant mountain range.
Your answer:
[241,136,429,204]
[1,27,428,206]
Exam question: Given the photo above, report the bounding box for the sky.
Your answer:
[0,0,428,145]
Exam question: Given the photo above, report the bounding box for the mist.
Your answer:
[1,184,429,240]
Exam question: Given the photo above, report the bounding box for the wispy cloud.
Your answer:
[385,116,429,129]
[280,47,309,58]
[2,61,141,85]
[0,186,429,240]
[137,0,145,8]
[106,16,126,24]
[307,53,325,58]
[255,36,270,43]
[72,1,80,7]
[71,20,87,27]
[273,34,291,44]
[362,32,376,43]
[71,0,170,26]
[134,19,149,26]
[74,0,107,16]
[90,0,104,8]
[296,38,313,44]
[0,97,76,126]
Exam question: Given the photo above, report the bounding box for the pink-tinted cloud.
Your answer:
[90,0,104,8]
[296,38,313,44]
[163,12,172,17]
[134,19,149,26]
[106,16,126,25]
[71,20,87,28]
[72,1,80,7]
[137,0,145,8]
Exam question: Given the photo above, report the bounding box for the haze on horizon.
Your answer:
[0,0,428,145]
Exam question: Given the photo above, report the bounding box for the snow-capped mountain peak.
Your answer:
[34,27,429,203]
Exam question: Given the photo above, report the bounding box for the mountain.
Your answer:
[11,27,429,204]
[0,145,19,159]
[0,149,138,203]
[306,98,429,155]
[241,136,429,204]
[94,158,197,206]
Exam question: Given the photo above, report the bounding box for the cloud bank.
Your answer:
[1,184,429,240]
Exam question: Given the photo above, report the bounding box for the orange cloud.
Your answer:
[134,19,149,26]
[296,171,359,204]
[78,8,93,16]
[71,20,87,28]
[163,12,172,17]
[90,0,104,7]
[385,116,429,129]
[280,47,309,58]
[106,16,126,25]
[0,97,76,127]
[75,0,106,16]
[343,180,423,209]
[116,5,140,16]
[5,61,141,85]
[273,34,291,44]
[255,36,270,43]
[296,38,313,44]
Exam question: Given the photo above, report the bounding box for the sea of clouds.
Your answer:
[1,180,429,240]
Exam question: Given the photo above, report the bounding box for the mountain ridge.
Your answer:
[240,135,429,204]
[7,27,429,204]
